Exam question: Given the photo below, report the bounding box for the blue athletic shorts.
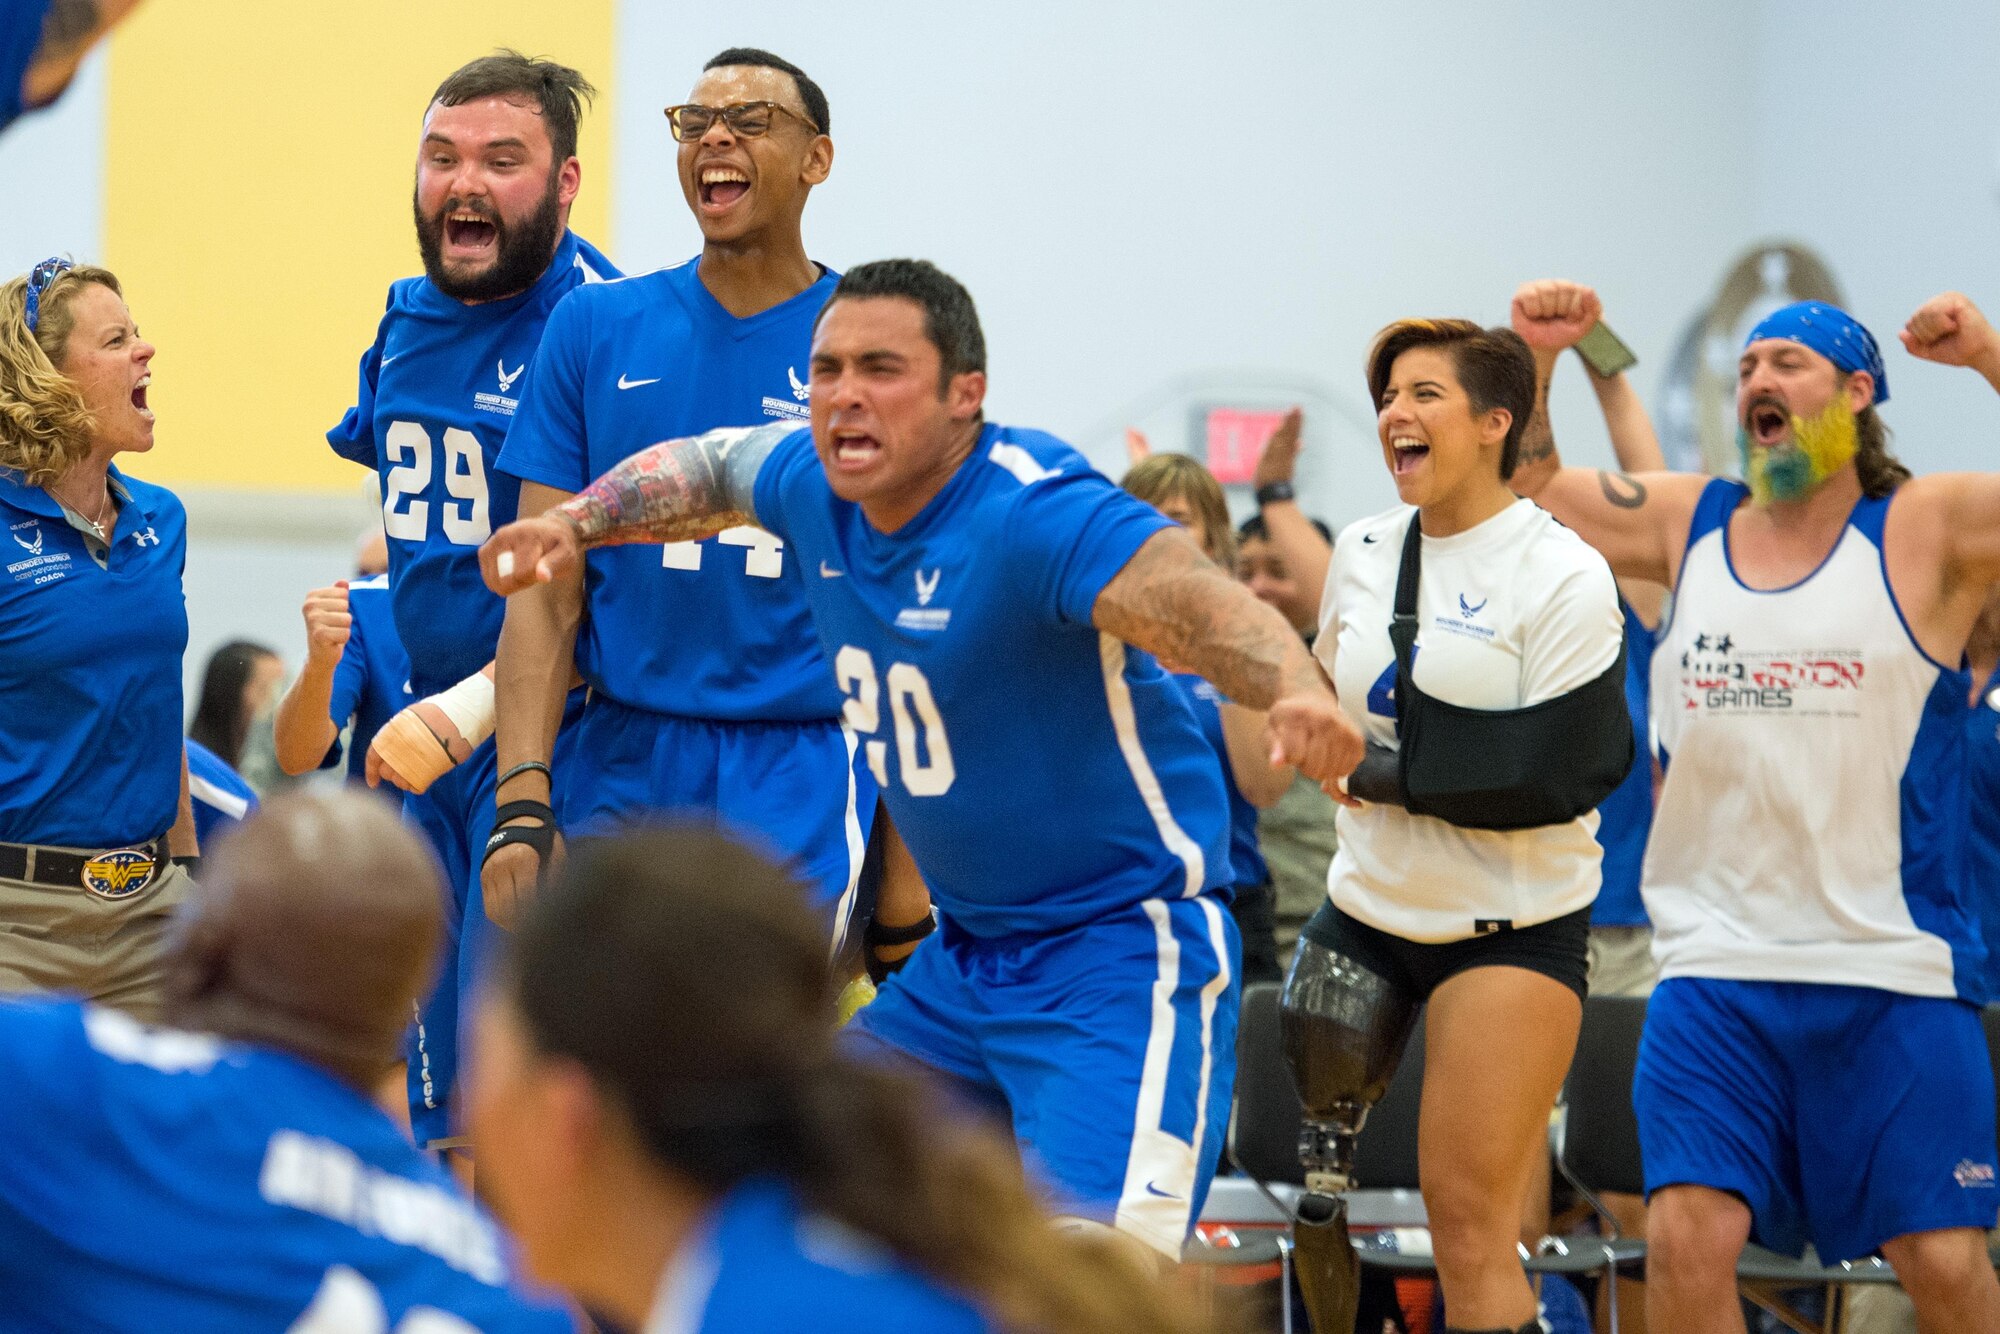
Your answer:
[1635,977,2000,1262]
[846,895,1241,1259]
[402,693,585,1147]
[562,694,876,951]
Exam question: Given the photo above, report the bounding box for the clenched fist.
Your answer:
[1901,292,2000,378]
[300,582,351,671]
[1268,687,1365,806]
[1512,280,1603,355]
[481,514,584,594]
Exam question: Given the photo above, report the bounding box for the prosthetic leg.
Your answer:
[1279,937,1421,1334]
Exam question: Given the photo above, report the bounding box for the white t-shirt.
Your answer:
[1316,498,1623,942]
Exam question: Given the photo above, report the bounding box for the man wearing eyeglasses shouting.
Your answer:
[487,49,896,972]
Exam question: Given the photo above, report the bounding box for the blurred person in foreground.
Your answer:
[0,790,573,1331]
[470,826,1218,1334]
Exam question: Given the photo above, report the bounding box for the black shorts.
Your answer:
[1300,900,1591,1003]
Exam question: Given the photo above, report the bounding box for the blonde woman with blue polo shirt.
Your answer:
[0,258,195,1019]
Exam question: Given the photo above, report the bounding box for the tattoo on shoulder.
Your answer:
[1598,470,1648,509]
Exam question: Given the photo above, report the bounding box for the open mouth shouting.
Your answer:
[828,426,882,474]
[1389,435,1431,477]
[130,373,153,422]
[442,205,499,263]
[697,162,751,215]
[1744,396,1791,447]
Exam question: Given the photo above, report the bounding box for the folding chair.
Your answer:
[1554,994,1661,1334]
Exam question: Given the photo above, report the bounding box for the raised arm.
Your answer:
[480,424,787,594]
[1507,280,1707,589]
[1900,293,2000,595]
[1249,408,1333,620]
[272,581,350,775]
[1092,525,1363,797]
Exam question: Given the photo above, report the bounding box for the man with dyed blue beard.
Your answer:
[1512,281,2000,1334]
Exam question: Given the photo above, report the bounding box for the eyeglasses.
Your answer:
[663,100,818,142]
[23,257,73,334]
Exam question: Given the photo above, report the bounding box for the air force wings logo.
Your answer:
[789,365,810,402]
[1458,593,1488,618]
[82,849,157,900]
[12,527,41,556]
[497,360,525,394]
[915,568,941,607]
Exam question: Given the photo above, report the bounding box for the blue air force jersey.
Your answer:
[186,737,258,848]
[650,1178,992,1333]
[497,260,841,723]
[0,465,186,848]
[0,998,575,1333]
[328,231,619,696]
[1967,666,2000,999]
[0,0,53,131]
[1590,600,1658,928]
[322,574,414,781]
[751,424,1231,936]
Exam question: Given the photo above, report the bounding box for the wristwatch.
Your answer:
[1254,481,1296,508]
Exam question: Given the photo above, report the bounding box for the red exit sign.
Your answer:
[1203,408,1287,485]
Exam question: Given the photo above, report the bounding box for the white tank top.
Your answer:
[1317,499,1623,942]
[1647,479,1982,999]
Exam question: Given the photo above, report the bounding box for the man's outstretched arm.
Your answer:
[1092,525,1364,798]
[481,424,787,592]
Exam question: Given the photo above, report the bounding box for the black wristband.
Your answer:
[496,760,552,790]
[1254,481,1296,507]
[865,912,938,949]
[864,912,937,984]
[482,799,556,874]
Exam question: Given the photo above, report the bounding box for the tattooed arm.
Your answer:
[1506,279,1708,589]
[1093,526,1364,795]
[481,424,787,591]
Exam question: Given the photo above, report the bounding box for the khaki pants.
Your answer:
[1587,924,1660,998]
[0,859,192,1022]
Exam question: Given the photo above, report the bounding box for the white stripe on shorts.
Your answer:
[1112,898,1229,1257]
[825,721,866,962]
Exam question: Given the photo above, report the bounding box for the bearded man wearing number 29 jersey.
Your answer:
[325,52,619,1150]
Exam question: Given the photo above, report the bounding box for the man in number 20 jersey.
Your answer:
[325,54,618,1147]
[479,261,1369,1259]
[490,49,872,947]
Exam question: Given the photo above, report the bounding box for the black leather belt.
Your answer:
[0,838,167,893]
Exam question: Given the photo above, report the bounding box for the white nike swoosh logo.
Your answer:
[819,561,844,578]
[618,374,660,390]
[380,355,400,366]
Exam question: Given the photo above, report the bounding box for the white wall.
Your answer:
[0,50,104,273]
[1748,1,2000,475]
[614,1,1762,527]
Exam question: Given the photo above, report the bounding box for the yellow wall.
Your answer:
[102,4,616,493]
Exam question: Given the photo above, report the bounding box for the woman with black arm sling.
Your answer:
[1281,319,1629,1334]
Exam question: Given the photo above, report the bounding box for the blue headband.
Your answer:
[1745,301,1888,405]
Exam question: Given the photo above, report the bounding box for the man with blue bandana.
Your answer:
[1510,279,2000,1333]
